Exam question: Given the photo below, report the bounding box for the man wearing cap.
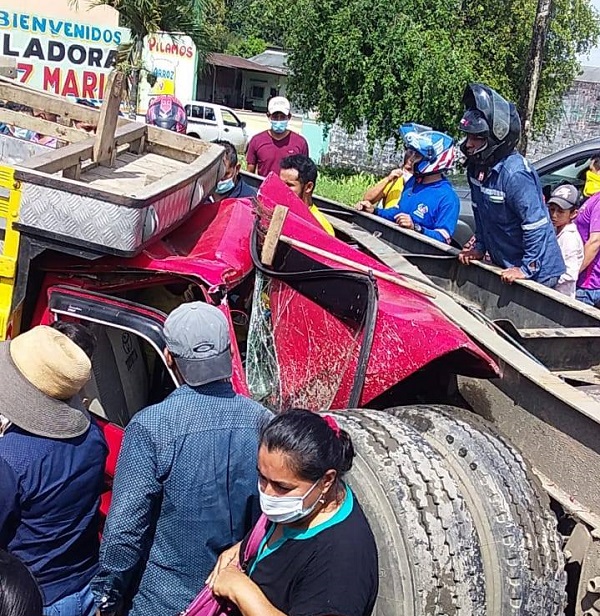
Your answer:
[246,96,309,178]
[92,302,271,616]
[0,325,106,616]
[546,184,584,298]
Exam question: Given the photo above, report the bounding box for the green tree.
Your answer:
[226,35,268,58]
[275,0,599,143]
[74,0,210,116]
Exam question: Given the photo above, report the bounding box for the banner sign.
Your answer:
[137,32,197,114]
[0,8,129,100]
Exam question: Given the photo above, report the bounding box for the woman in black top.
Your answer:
[206,409,378,616]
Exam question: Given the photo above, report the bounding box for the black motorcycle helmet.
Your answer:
[459,83,521,170]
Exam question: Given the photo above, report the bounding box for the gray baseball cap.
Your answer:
[548,184,579,210]
[164,302,232,387]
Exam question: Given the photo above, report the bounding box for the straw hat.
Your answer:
[0,326,92,439]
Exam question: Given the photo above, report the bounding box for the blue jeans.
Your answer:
[43,584,95,616]
[576,288,600,307]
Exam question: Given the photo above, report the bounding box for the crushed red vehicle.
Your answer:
[0,86,566,616]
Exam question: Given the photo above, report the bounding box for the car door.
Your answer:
[198,105,220,142]
[219,108,248,151]
[44,285,180,525]
[185,104,219,142]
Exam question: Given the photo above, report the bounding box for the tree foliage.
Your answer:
[226,35,268,58]
[230,0,600,142]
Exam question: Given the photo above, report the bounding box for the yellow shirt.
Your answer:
[584,169,600,198]
[381,176,405,208]
[309,204,335,236]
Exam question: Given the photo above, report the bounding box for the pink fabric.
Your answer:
[246,130,309,177]
[181,515,270,616]
[323,415,341,437]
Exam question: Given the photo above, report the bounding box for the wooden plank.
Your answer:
[63,164,82,181]
[146,125,212,155]
[19,138,95,173]
[93,71,124,165]
[114,123,147,148]
[0,75,101,125]
[0,108,89,143]
[22,122,147,175]
[261,204,288,266]
[146,142,198,163]
[0,57,16,79]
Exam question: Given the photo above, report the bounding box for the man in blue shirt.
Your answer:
[358,124,460,244]
[209,140,257,202]
[457,83,565,286]
[0,325,106,616]
[92,302,271,616]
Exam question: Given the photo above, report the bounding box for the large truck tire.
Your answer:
[332,409,486,616]
[385,404,566,616]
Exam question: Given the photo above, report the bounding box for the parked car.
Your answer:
[184,101,249,152]
[452,137,600,247]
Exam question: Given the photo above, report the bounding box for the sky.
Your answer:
[581,0,600,65]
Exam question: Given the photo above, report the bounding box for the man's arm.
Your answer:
[299,135,309,156]
[581,232,600,271]
[505,170,551,278]
[421,192,460,244]
[91,421,162,614]
[362,171,402,205]
[373,205,402,221]
[246,137,258,175]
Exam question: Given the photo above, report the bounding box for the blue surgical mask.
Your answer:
[215,177,235,195]
[270,120,289,134]
[258,480,320,524]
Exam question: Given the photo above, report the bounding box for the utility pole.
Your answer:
[518,0,553,155]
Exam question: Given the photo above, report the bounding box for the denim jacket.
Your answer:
[469,151,565,284]
[91,383,271,616]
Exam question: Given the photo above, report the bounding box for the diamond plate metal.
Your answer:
[18,160,221,254]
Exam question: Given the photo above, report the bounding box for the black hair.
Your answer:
[280,154,318,188]
[0,550,43,616]
[260,409,354,481]
[213,140,238,167]
[5,103,32,113]
[50,321,97,359]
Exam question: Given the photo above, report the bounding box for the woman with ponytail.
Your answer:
[206,409,378,616]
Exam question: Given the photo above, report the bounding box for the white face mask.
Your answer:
[259,480,321,524]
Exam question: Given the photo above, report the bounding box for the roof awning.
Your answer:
[207,53,287,76]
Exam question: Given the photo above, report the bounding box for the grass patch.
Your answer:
[315,167,378,205]
[241,153,378,206]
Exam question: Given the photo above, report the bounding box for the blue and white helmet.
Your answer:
[399,123,457,176]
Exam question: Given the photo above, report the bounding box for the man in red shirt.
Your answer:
[246,96,309,177]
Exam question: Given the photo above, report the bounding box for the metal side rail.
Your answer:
[327,214,600,532]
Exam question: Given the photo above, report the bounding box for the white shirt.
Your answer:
[555,223,584,297]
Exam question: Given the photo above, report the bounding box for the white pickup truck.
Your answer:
[184,101,249,152]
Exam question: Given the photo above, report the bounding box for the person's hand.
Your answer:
[458,248,485,265]
[387,168,404,181]
[211,564,251,602]
[355,200,375,213]
[206,542,241,587]
[394,213,414,229]
[500,267,527,284]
